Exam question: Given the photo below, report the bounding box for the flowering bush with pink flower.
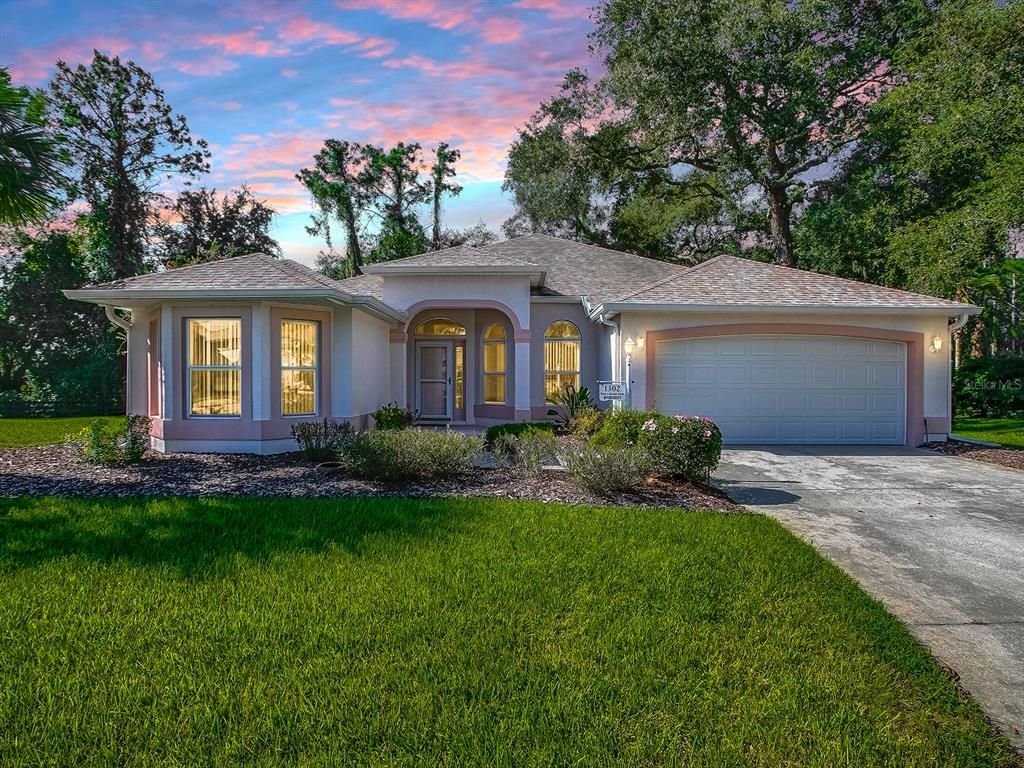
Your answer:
[635,413,723,481]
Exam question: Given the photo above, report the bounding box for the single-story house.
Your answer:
[66,233,979,454]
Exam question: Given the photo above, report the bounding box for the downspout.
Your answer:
[592,301,622,409]
[103,305,133,412]
[946,313,971,441]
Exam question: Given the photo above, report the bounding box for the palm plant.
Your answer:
[0,67,62,226]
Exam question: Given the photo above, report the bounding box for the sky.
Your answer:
[1,0,597,265]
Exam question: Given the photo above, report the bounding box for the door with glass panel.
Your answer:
[417,342,452,419]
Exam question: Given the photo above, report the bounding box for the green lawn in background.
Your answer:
[0,496,1015,767]
[0,416,121,450]
[953,417,1024,449]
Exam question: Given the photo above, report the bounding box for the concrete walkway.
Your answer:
[714,446,1024,750]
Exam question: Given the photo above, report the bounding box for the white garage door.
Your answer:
[654,335,906,444]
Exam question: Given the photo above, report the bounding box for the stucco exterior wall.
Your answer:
[383,274,532,332]
[619,310,954,444]
[528,301,608,414]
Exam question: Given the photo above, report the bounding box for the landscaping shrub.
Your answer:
[338,429,483,481]
[484,421,556,444]
[372,402,416,430]
[492,427,558,474]
[953,353,1024,417]
[590,409,659,448]
[73,414,151,465]
[562,444,652,496]
[291,418,354,461]
[637,414,723,481]
[546,383,597,433]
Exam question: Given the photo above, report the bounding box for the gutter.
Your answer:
[104,304,132,331]
[589,301,983,320]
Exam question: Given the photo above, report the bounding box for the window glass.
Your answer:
[188,319,241,416]
[482,322,507,405]
[281,320,318,416]
[543,321,581,396]
[415,318,466,336]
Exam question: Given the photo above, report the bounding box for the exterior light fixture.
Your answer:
[635,334,645,351]
[929,335,943,353]
[624,335,636,358]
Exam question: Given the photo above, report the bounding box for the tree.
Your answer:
[298,139,372,276]
[152,186,280,267]
[0,229,121,405]
[48,51,210,279]
[429,142,462,250]
[506,0,929,265]
[0,67,63,226]
[437,220,499,249]
[796,0,1024,356]
[299,140,434,274]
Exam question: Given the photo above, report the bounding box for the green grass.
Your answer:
[953,417,1024,449]
[0,497,1016,767]
[0,416,121,450]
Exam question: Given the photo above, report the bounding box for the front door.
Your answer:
[417,341,452,419]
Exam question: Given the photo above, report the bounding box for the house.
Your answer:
[65,234,979,454]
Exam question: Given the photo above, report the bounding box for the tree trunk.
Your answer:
[766,186,796,267]
[432,188,442,251]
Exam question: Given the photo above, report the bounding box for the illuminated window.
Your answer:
[544,320,581,396]
[415,318,466,336]
[482,323,506,404]
[187,318,241,417]
[281,320,318,416]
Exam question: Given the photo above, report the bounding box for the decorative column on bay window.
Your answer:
[514,332,531,421]
[251,302,272,421]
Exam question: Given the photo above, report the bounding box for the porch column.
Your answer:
[126,314,148,415]
[251,302,271,421]
[514,337,531,421]
[389,327,408,408]
[159,304,174,421]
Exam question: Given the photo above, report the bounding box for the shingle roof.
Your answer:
[82,253,342,292]
[334,273,384,301]
[617,255,973,310]
[363,244,538,270]
[481,234,687,304]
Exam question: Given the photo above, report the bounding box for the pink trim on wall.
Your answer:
[643,323,927,447]
[475,404,514,420]
[403,299,527,337]
[514,409,532,422]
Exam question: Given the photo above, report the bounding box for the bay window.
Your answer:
[187,318,242,417]
[281,319,318,416]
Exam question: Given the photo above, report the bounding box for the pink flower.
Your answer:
[701,416,711,423]
[674,414,687,421]
[671,426,679,434]
[642,419,657,432]
[703,429,712,438]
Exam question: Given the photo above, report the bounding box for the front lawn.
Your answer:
[0,497,1015,766]
[0,416,121,450]
[953,417,1024,449]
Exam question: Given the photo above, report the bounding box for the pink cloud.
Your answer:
[173,54,240,76]
[8,36,133,82]
[510,0,592,19]
[196,27,289,56]
[381,54,513,80]
[353,37,398,58]
[221,101,242,110]
[336,0,475,30]
[278,15,360,46]
[280,68,299,78]
[478,17,525,44]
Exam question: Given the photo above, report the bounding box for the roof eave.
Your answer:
[590,301,982,320]
[63,287,406,323]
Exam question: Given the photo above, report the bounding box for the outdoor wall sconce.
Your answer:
[624,335,636,358]
[929,335,943,353]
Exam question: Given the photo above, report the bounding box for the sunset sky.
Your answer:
[2,0,597,264]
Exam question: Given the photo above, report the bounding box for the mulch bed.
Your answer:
[922,440,1024,472]
[0,443,741,512]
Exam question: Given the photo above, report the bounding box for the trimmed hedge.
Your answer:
[484,421,556,444]
[339,429,483,481]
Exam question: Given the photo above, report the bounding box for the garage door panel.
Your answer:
[655,334,906,445]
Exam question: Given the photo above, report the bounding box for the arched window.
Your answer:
[482,323,507,404]
[544,321,581,396]
[415,317,466,336]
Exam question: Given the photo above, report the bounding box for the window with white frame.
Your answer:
[187,318,242,417]
[482,323,507,404]
[544,320,581,396]
[281,319,318,416]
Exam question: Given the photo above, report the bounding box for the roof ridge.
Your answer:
[615,254,726,301]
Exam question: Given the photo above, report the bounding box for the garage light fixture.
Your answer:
[929,335,943,353]
[624,335,636,358]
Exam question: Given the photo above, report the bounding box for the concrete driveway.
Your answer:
[714,446,1024,750]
